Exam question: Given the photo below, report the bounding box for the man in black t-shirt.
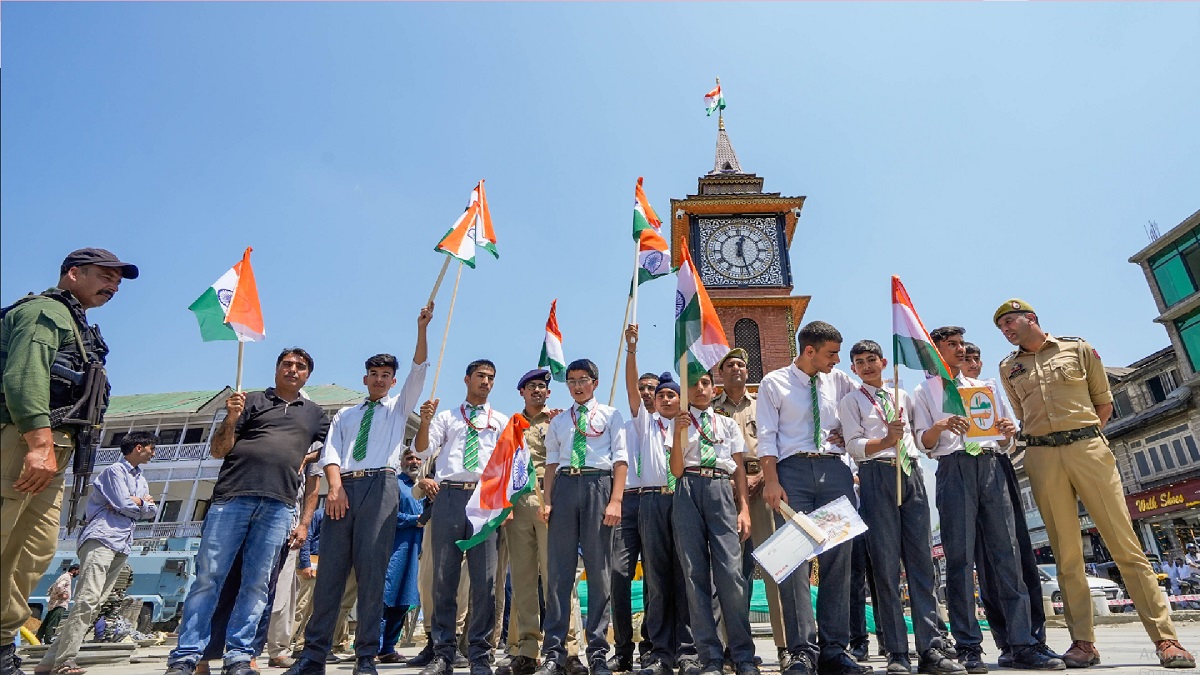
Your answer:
[166,348,330,675]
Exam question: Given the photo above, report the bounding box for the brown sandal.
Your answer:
[51,661,87,675]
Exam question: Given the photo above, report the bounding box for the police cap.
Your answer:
[517,368,552,390]
[993,298,1035,325]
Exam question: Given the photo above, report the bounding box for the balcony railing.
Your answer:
[58,520,204,542]
[93,442,211,466]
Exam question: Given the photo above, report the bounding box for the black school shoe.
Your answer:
[917,649,964,675]
[954,646,985,675]
[281,657,326,675]
[408,642,438,669]
[816,653,872,675]
[1009,647,1064,671]
[607,656,634,674]
[418,657,454,675]
[886,655,911,675]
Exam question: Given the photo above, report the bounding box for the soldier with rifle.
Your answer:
[1,248,137,675]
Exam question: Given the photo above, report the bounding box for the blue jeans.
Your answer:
[169,496,295,666]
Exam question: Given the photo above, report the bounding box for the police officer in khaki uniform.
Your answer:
[994,300,1195,670]
[1,248,138,675]
[712,349,789,667]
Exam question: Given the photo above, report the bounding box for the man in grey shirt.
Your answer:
[37,432,159,675]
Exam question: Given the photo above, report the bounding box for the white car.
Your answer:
[1037,564,1126,611]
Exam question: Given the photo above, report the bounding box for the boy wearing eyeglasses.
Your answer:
[535,360,628,675]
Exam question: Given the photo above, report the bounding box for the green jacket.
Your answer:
[1,290,78,432]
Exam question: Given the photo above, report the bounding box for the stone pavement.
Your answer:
[22,621,1200,675]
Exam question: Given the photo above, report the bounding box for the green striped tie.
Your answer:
[352,400,380,462]
[664,443,676,492]
[875,390,911,476]
[571,404,588,468]
[810,375,822,449]
[464,405,482,471]
[700,411,716,467]
[965,440,982,456]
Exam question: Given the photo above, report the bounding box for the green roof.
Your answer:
[106,383,365,418]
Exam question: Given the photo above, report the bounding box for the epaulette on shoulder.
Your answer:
[1002,350,1018,361]
[1057,336,1085,342]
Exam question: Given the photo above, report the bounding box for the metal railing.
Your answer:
[59,520,204,541]
[92,442,212,467]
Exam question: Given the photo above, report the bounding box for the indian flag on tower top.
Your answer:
[435,180,498,268]
[188,247,265,342]
[632,177,670,285]
[538,300,567,382]
[675,245,730,385]
[891,275,965,415]
[704,83,726,117]
[456,414,534,551]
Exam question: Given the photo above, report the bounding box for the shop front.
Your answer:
[1125,477,1200,564]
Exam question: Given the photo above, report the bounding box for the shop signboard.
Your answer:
[1125,478,1200,519]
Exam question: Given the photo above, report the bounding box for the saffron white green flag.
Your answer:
[704,84,726,117]
[434,180,499,268]
[188,247,265,342]
[675,245,730,385]
[456,414,534,551]
[538,300,567,382]
[892,275,965,415]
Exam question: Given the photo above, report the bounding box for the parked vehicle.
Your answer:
[1037,564,1126,615]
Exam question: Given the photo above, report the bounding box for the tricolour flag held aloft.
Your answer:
[189,247,265,342]
[434,180,499,268]
[704,84,726,117]
[632,176,662,241]
[891,275,965,416]
[456,414,534,551]
[675,245,730,385]
[631,177,670,286]
[539,300,567,382]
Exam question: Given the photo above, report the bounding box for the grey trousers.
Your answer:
[773,455,855,663]
[38,539,127,669]
[430,485,497,663]
[301,472,399,659]
[858,461,940,656]
[935,452,1034,649]
[638,490,696,667]
[673,474,754,665]
[975,453,1047,651]
[612,490,644,661]
[543,473,614,665]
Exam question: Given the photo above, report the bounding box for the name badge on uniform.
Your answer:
[1007,363,1027,379]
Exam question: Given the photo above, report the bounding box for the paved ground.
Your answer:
[20,621,1200,675]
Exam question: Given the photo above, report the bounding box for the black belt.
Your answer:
[743,458,762,475]
[944,447,995,458]
[683,466,731,479]
[341,467,396,479]
[1021,425,1102,448]
[558,467,611,477]
[788,452,840,460]
[640,486,675,495]
[862,457,899,467]
[624,488,642,496]
[441,480,478,490]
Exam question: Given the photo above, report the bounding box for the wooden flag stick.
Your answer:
[428,255,452,306]
[607,293,634,407]
[778,500,828,543]
[429,261,464,401]
[629,244,642,325]
[235,342,245,393]
[895,361,903,507]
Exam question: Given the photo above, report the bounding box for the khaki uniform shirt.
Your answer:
[998,335,1113,438]
[713,390,758,459]
[521,408,551,479]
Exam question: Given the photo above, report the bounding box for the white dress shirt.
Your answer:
[663,405,745,475]
[629,404,672,488]
[545,398,628,470]
[418,401,510,482]
[320,361,429,472]
[912,373,999,458]
[757,364,858,460]
[623,419,643,489]
[838,384,918,462]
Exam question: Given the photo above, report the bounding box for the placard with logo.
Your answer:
[960,385,1005,443]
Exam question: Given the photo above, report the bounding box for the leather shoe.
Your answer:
[698,662,723,675]
[850,645,870,664]
[1156,641,1195,669]
[606,657,632,675]
[380,655,406,665]
[532,660,562,675]
[419,658,454,675]
[734,663,759,675]
[1010,646,1063,671]
[499,657,538,675]
[591,661,613,675]
[408,644,437,669]
[637,662,672,675]
[994,650,1011,670]
[222,663,256,675]
[453,655,469,669]
[917,649,963,675]
[1060,643,1098,669]
[817,653,871,675]
[782,654,814,675]
[470,662,493,675]
[281,658,325,675]
[886,655,911,675]
[165,663,197,675]
[564,659,587,675]
[954,646,985,675]
[356,658,380,675]
[677,660,702,675]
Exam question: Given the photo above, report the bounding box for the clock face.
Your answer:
[695,216,787,287]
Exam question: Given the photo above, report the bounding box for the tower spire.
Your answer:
[711,115,742,174]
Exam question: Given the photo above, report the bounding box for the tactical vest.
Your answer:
[0,288,111,427]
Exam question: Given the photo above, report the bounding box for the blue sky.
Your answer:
[3,2,1199,417]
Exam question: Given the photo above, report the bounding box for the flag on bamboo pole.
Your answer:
[539,300,567,382]
[434,180,499,268]
[188,247,265,342]
[675,245,730,385]
[456,414,533,551]
[891,275,965,415]
[704,84,726,117]
[631,177,670,285]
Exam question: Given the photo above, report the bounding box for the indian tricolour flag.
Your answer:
[538,300,567,382]
[632,177,669,285]
[892,275,965,415]
[456,414,534,551]
[188,247,265,342]
[704,84,726,117]
[434,180,499,268]
[675,245,730,385]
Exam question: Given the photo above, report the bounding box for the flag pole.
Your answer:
[430,261,464,401]
[428,255,452,306]
[235,342,245,393]
[607,293,633,406]
[895,360,903,507]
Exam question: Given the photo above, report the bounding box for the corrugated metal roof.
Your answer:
[106,383,365,417]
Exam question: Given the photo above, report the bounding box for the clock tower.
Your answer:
[670,118,809,384]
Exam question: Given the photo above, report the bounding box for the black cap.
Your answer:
[61,248,139,280]
[517,368,552,390]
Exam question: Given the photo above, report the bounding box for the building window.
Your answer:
[1134,451,1151,477]
[733,318,764,383]
[1173,439,1188,466]
[1150,447,1164,472]
[1150,227,1200,306]
[1146,370,1178,404]
[1174,307,1200,373]
[184,428,204,444]
[158,428,182,445]
[106,432,127,448]
[192,500,210,521]
[1113,390,1133,418]
[158,500,182,523]
[1161,444,1176,469]
[1187,436,1200,462]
